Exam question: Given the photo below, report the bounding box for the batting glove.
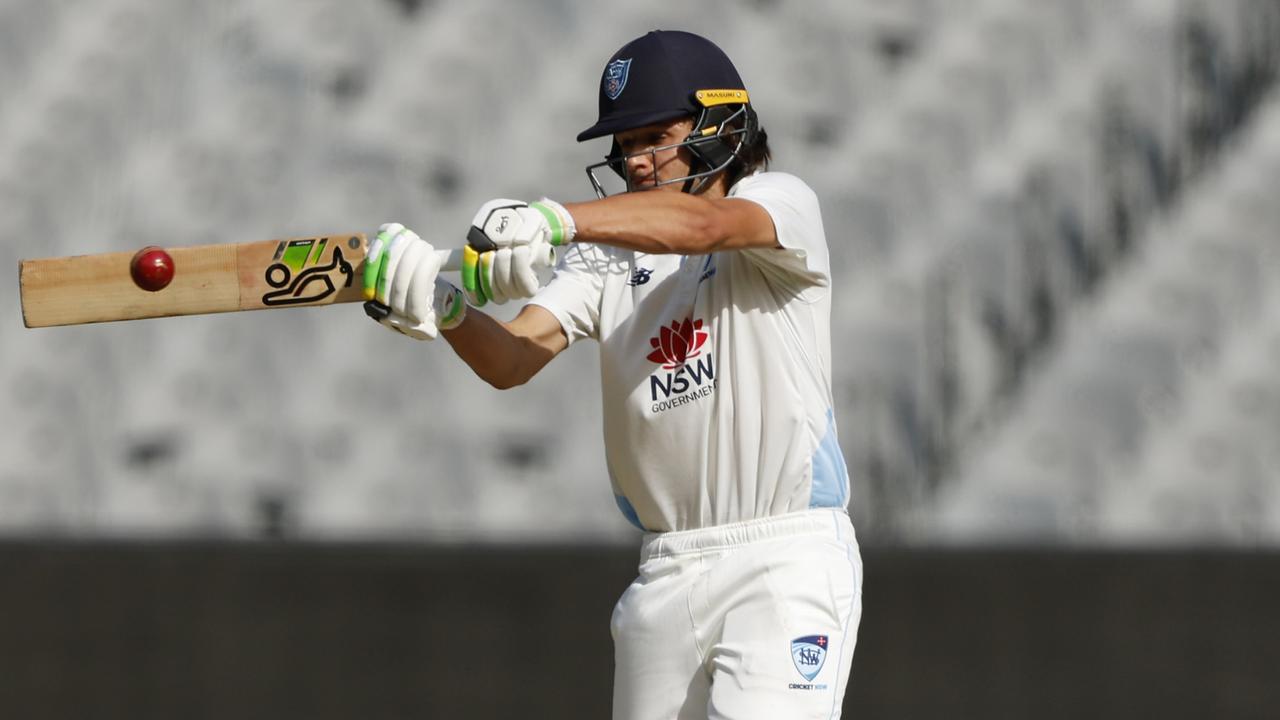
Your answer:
[363,223,466,340]
[463,198,573,306]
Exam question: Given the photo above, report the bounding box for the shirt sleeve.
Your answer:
[527,242,606,346]
[729,172,831,296]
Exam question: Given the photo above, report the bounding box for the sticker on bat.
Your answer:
[262,238,354,306]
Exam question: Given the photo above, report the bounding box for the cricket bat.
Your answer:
[18,233,466,328]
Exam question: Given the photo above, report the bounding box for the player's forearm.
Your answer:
[440,306,559,389]
[564,192,774,255]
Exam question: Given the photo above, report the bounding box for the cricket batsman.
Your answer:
[364,30,863,719]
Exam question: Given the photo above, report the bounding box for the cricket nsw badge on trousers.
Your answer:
[791,635,828,681]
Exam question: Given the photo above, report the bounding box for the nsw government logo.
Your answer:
[788,635,830,691]
[647,318,716,414]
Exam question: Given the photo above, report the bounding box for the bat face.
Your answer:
[19,234,369,328]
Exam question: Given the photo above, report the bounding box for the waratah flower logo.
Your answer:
[647,318,709,369]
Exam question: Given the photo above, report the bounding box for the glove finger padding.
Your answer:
[488,247,514,304]
[388,239,429,318]
[404,245,443,324]
[509,244,542,298]
[364,223,403,302]
[477,249,496,305]
[479,245,546,305]
[377,226,421,306]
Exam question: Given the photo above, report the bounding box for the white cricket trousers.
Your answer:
[611,508,863,720]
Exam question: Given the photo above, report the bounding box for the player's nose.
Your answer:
[625,150,649,170]
[626,151,654,184]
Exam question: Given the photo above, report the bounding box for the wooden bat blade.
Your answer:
[20,234,370,328]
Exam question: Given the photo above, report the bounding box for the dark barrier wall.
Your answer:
[1,543,1278,720]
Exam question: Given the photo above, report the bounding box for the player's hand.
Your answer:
[463,198,574,306]
[363,223,466,340]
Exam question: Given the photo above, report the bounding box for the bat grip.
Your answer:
[363,245,554,321]
[438,248,463,272]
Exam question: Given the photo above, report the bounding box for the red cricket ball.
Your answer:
[130,246,175,292]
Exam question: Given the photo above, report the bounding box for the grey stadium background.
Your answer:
[2,1,1279,718]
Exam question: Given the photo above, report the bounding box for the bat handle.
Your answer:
[438,248,463,272]
[363,245,555,321]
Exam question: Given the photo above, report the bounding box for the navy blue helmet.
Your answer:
[579,30,760,196]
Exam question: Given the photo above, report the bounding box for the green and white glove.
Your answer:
[363,223,466,340]
[463,198,574,307]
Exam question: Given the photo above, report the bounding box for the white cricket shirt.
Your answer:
[531,171,850,532]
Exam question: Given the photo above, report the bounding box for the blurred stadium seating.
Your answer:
[2,0,1278,544]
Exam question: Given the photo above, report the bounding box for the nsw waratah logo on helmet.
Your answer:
[604,58,632,100]
[648,318,708,369]
[791,635,828,681]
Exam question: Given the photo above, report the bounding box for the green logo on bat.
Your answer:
[262,237,357,306]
